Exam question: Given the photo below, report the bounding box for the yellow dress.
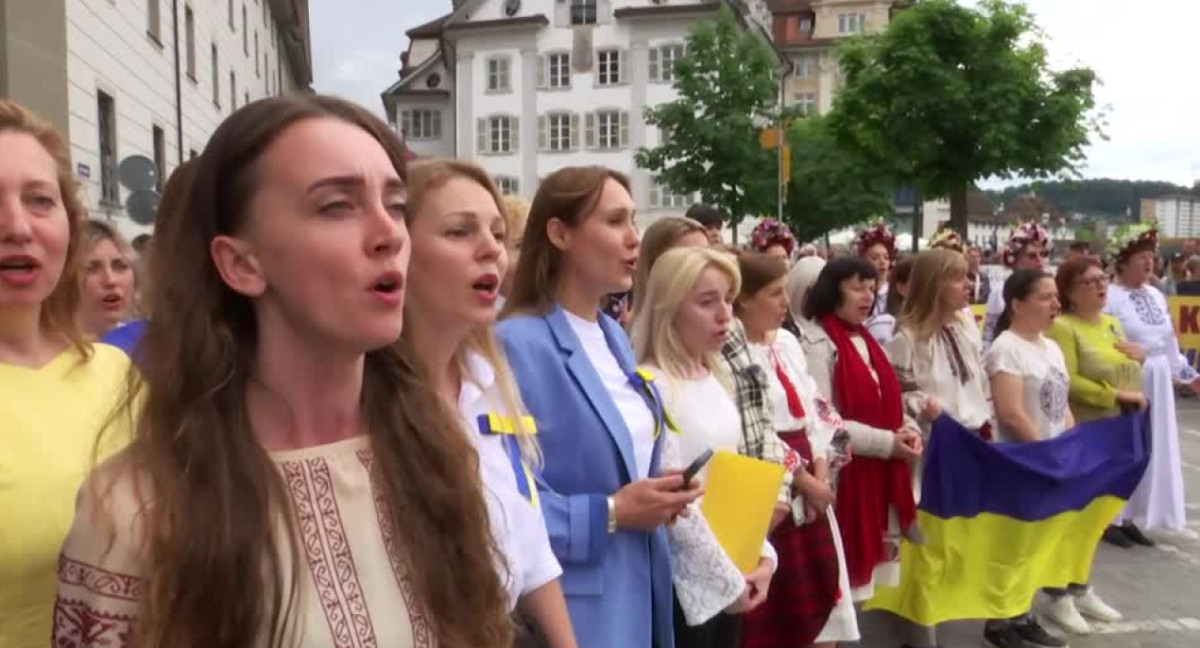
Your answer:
[1046,314,1142,423]
[0,344,132,648]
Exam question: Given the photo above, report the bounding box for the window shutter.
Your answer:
[511,116,520,153]
[570,113,581,150]
[619,111,629,148]
[648,48,660,83]
[537,115,548,152]
[538,55,547,89]
[476,118,486,153]
[585,112,596,149]
[618,50,629,84]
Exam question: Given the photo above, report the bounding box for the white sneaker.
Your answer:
[1073,587,1122,622]
[1044,595,1091,635]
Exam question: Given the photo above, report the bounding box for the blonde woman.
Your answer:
[630,216,709,318]
[876,249,990,648]
[402,160,577,648]
[75,219,136,339]
[631,246,776,647]
[888,248,992,441]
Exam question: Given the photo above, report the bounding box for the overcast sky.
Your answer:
[311,0,1200,188]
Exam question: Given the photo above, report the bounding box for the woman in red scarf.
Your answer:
[795,257,924,603]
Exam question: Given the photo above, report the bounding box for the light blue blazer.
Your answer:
[497,304,673,648]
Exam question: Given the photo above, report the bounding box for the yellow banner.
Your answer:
[969,297,1200,373]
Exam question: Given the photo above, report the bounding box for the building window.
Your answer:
[549,113,573,151]
[243,4,248,54]
[798,17,813,36]
[495,176,520,196]
[255,32,260,76]
[795,55,815,79]
[487,57,511,92]
[401,110,441,141]
[548,52,570,89]
[597,49,621,86]
[488,116,514,154]
[587,110,627,150]
[649,44,684,83]
[230,72,237,110]
[184,6,196,79]
[794,92,816,116]
[97,92,118,205]
[147,0,161,42]
[570,0,597,25]
[152,126,166,192]
[838,13,866,34]
[212,44,220,107]
[650,181,692,209]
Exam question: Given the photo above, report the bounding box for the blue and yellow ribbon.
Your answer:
[477,413,539,506]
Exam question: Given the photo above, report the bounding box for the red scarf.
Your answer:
[818,313,917,588]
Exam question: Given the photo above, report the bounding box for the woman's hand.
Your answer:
[724,587,753,614]
[920,397,943,422]
[891,427,923,461]
[769,503,789,532]
[743,558,774,612]
[1115,389,1149,413]
[1114,340,1146,363]
[795,471,836,511]
[612,474,703,531]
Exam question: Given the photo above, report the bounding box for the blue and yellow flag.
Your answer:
[866,413,1150,625]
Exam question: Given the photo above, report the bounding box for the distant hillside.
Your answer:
[984,179,1200,220]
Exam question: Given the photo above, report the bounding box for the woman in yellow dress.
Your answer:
[1041,255,1147,636]
[0,100,133,648]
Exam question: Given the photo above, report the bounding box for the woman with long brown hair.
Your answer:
[53,96,511,648]
[499,166,702,648]
[0,100,134,648]
[401,159,577,648]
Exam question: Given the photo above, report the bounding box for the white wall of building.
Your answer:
[1155,197,1200,238]
[66,0,295,239]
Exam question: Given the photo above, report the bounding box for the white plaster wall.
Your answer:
[66,0,299,238]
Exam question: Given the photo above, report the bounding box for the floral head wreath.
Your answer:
[928,225,964,253]
[855,220,897,260]
[1001,221,1053,267]
[1106,221,1158,264]
[749,219,796,256]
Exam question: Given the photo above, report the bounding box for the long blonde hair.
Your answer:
[631,247,739,390]
[630,216,707,317]
[403,159,540,465]
[897,248,969,340]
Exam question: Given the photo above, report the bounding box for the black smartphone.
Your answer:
[679,449,715,489]
[602,292,629,320]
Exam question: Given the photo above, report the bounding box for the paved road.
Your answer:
[857,398,1200,648]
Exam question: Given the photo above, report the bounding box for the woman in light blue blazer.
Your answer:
[498,167,702,648]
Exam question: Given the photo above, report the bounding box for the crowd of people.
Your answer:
[1,92,1197,648]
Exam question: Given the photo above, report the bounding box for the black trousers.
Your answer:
[673,595,743,648]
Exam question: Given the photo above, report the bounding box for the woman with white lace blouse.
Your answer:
[630,246,778,648]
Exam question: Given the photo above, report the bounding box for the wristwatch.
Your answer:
[607,496,617,533]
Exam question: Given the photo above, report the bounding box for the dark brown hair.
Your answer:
[734,251,788,312]
[885,255,916,317]
[0,99,88,356]
[107,96,510,648]
[1055,255,1103,313]
[503,165,630,315]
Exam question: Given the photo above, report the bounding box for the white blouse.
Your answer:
[458,352,562,609]
[985,331,1070,442]
[887,315,992,433]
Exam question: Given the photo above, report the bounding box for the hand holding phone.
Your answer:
[680,448,715,490]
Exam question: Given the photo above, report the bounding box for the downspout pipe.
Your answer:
[172,0,184,164]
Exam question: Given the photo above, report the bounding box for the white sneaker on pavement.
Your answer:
[1073,587,1122,622]
[1044,595,1091,635]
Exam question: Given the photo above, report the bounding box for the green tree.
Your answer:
[828,0,1100,235]
[635,5,779,228]
[782,115,894,242]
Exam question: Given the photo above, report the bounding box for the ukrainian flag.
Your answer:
[866,413,1150,625]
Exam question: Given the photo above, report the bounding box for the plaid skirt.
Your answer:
[740,432,841,648]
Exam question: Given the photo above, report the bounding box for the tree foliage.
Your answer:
[986,178,1199,219]
[635,5,779,227]
[828,0,1100,235]
[782,116,894,242]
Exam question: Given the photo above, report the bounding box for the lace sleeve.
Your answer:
[668,510,746,627]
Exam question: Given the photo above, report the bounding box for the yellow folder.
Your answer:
[699,451,787,573]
